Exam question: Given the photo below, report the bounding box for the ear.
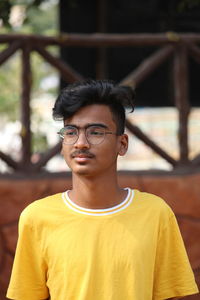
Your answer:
[118,134,128,156]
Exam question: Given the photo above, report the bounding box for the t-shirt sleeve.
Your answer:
[6,207,49,300]
[153,211,199,300]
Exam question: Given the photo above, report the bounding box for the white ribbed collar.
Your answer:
[62,188,134,216]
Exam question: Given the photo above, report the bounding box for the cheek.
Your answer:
[101,144,119,161]
[61,146,71,162]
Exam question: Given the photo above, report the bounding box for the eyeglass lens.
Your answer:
[60,126,106,145]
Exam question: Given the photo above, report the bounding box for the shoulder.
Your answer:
[19,193,62,226]
[132,188,174,219]
[130,189,181,235]
[133,189,171,208]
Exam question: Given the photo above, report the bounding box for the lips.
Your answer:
[75,154,91,158]
[73,155,92,164]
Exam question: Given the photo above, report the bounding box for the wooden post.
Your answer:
[96,0,107,79]
[173,45,190,165]
[20,42,32,170]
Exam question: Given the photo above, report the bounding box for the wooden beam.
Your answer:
[34,45,84,83]
[188,43,200,64]
[173,45,190,164]
[192,154,200,166]
[126,120,177,166]
[0,33,200,47]
[32,142,62,171]
[120,45,174,87]
[0,41,21,66]
[0,151,20,170]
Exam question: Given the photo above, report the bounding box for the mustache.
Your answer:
[71,150,95,158]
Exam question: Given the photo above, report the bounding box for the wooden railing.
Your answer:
[0,32,200,174]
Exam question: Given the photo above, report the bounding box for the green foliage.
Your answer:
[0,1,12,27]
[0,54,21,121]
[24,5,58,35]
[0,0,58,34]
[0,0,52,28]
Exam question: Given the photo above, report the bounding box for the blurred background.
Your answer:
[0,0,200,299]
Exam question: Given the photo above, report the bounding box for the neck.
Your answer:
[69,172,126,209]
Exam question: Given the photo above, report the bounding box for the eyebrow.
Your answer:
[64,123,109,129]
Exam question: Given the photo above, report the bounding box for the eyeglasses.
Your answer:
[57,125,118,145]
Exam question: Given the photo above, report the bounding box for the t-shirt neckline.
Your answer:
[62,188,134,216]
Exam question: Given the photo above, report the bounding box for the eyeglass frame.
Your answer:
[57,124,120,145]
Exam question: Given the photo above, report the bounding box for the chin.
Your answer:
[73,165,104,178]
[72,166,93,176]
[69,161,116,177]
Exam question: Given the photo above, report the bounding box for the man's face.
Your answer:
[61,104,128,177]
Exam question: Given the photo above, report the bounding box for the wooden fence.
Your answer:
[0,32,200,174]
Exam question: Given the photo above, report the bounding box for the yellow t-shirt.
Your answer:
[7,188,199,300]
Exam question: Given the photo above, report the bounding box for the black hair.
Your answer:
[52,79,135,134]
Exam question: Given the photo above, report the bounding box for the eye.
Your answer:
[64,127,77,136]
[66,130,76,136]
[88,127,104,136]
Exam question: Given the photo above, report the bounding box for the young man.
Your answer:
[7,80,198,300]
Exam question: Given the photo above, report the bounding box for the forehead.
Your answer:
[64,104,116,127]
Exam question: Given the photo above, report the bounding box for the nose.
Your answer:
[74,130,90,149]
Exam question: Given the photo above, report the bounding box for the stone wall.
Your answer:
[0,173,200,299]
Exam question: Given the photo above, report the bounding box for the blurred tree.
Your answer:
[0,0,59,152]
[0,0,58,118]
[0,0,53,28]
[0,0,12,27]
[0,1,58,34]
